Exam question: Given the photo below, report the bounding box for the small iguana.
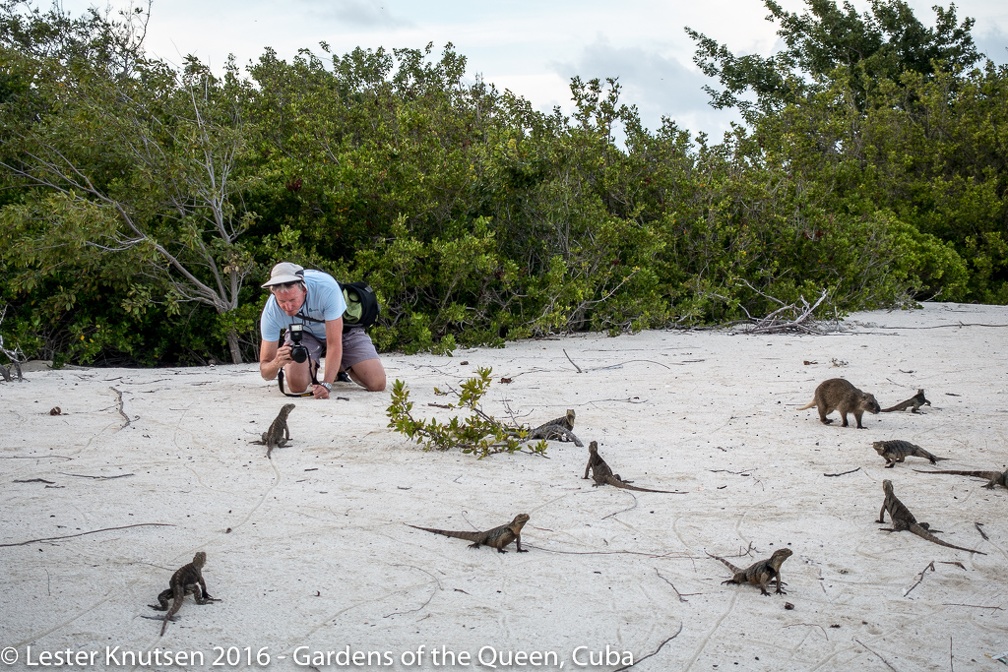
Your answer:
[881,389,931,413]
[252,403,295,458]
[407,514,530,553]
[149,551,218,636]
[913,467,1008,490]
[583,441,683,493]
[873,440,946,468]
[708,548,793,596]
[878,479,985,554]
[525,409,583,447]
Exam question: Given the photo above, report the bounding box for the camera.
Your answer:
[288,324,309,364]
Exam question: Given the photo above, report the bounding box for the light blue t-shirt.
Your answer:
[259,269,347,342]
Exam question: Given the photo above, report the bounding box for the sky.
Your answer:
[58,0,1008,138]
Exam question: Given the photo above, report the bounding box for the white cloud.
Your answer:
[56,0,1008,137]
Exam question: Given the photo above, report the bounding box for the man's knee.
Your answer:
[360,371,386,392]
[351,360,386,392]
[283,363,313,392]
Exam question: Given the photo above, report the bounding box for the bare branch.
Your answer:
[904,560,935,597]
[825,467,861,477]
[739,282,834,335]
[611,624,683,671]
[853,638,898,672]
[562,348,583,373]
[0,305,26,381]
[0,523,174,547]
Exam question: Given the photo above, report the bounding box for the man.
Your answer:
[259,262,386,397]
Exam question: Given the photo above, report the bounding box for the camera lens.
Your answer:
[291,345,308,363]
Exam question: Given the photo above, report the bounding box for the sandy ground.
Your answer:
[1,302,1006,671]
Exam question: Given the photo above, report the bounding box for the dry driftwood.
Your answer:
[0,304,26,382]
[740,284,834,335]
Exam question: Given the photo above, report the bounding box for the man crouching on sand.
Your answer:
[259,262,386,397]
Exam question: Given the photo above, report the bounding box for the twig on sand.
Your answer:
[940,602,1003,611]
[384,564,442,617]
[110,386,130,428]
[59,472,134,480]
[0,523,173,547]
[854,637,898,671]
[602,496,639,520]
[563,348,583,373]
[904,561,935,597]
[784,622,829,640]
[611,623,682,671]
[593,359,671,371]
[654,568,697,602]
[522,545,684,559]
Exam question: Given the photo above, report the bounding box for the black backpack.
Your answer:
[342,281,379,331]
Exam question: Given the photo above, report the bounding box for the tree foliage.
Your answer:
[1,1,259,363]
[686,0,981,120]
[0,0,1005,366]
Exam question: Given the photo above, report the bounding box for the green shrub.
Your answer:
[386,367,548,458]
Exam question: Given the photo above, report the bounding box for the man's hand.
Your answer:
[312,383,330,400]
[273,344,293,368]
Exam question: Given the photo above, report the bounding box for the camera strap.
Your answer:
[276,361,321,398]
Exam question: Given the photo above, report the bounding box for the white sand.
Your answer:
[1,302,1006,671]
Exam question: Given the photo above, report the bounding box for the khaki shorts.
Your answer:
[284,328,379,372]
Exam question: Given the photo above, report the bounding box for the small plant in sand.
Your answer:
[386,366,548,458]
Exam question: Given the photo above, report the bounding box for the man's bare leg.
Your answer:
[347,359,386,392]
[282,359,314,392]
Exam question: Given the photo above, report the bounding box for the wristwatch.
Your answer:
[319,382,333,392]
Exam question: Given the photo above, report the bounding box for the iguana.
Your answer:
[583,441,683,493]
[912,468,1008,490]
[708,548,793,596]
[881,389,931,413]
[878,480,985,554]
[407,514,530,553]
[149,551,218,636]
[873,440,946,468]
[525,409,583,447]
[252,403,295,458]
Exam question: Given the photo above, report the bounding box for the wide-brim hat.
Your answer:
[261,262,305,288]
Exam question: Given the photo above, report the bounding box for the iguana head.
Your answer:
[770,548,793,564]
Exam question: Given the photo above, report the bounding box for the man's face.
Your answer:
[272,284,306,316]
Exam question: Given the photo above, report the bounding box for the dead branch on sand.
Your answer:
[739,283,835,335]
[0,304,26,382]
